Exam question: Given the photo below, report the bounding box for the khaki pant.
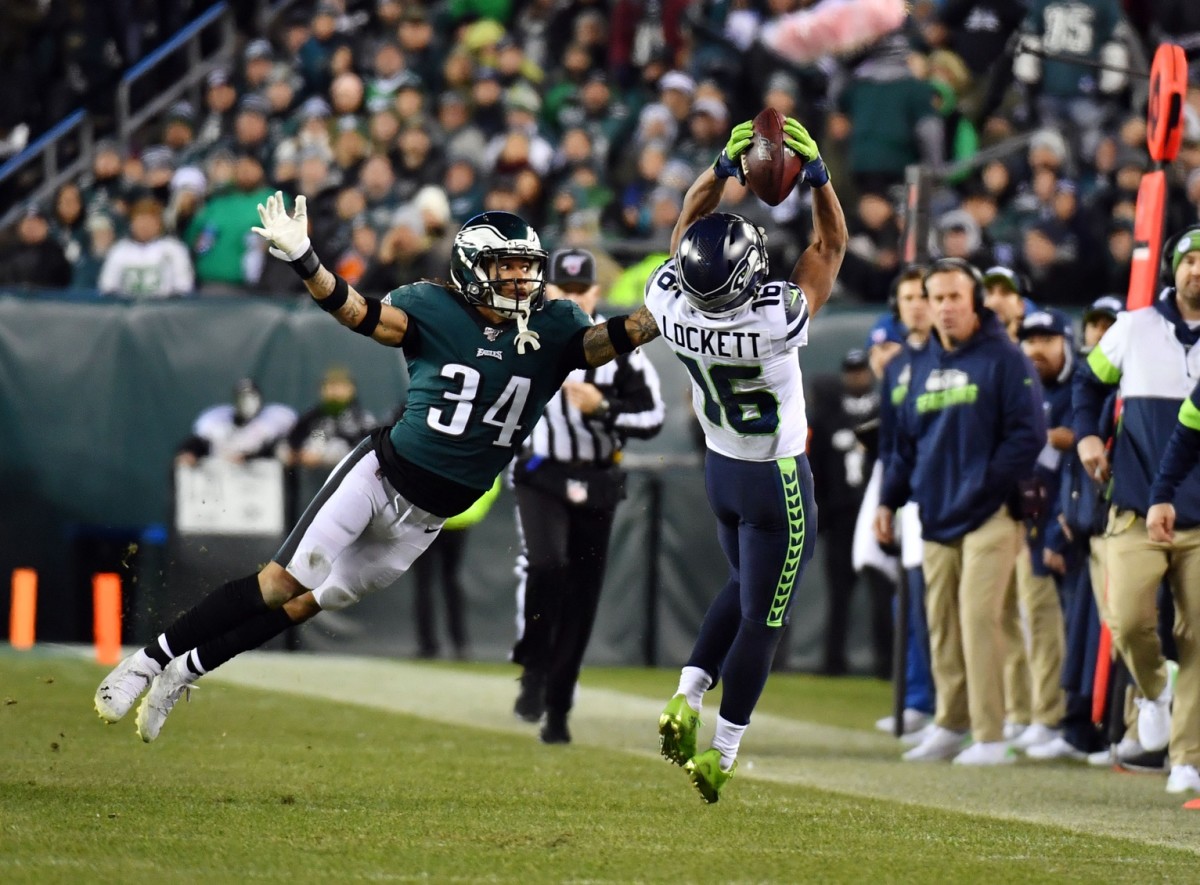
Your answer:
[1089,534,1138,736]
[924,507,1024,743]
[1002,573,1031,725]
[1014,543,1066,726]
[1106,509,1200,766]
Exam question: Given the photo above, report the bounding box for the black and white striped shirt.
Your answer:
[525,326,665,465]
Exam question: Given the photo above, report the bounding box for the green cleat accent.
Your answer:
[658,694,701,766]
[684,749,736,803]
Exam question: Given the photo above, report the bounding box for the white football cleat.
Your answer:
[136,657,197,743]
[1003,721,1029,742]
[875,708,933,736]
[94,652,158,723]
[1013,723,1061,751]
[1026,736,1087,761]
[901,726,968,762]
[1136,661,1177,753]
[953,741,1016,766]
[1166,764,1200,794]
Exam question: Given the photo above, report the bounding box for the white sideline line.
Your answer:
[206,651,1200,857]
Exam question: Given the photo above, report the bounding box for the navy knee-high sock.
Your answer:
[144,574,267,666]
[717,618,785,725]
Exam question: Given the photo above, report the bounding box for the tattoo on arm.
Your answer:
[582,325,616,367]
[628,305,660,347]
[303,266,367,329]
[582,306,661,367]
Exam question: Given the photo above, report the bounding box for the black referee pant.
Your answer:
[511,482,616,716]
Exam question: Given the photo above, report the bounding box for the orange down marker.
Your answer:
[92,573,122,665]
[10,568,37,649]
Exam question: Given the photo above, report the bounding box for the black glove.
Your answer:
[1008,477,1049,524]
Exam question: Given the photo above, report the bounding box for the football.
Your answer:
[741,107,803,206]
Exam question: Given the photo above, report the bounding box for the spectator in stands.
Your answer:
[161,101,201,167]
[195,68,239,154]
[0,205,72,289]
[72,213,118,289]
[176,378,297,466]
[241,38,277,94]
[437,91,486,160]
[297,4,353,100]
[51,182,89,269]
[828,34,943,196]
[98,197,194,298]
[165,166,207,237]
[1013,0,1127,158]
[83,140,131,220]
[139,145,177,205]
[674,97,729,177]
[186,152,273,292]
[282,366,377,470]
[441,155,483,223]
[397,5,443,91]
[220,94,275,173]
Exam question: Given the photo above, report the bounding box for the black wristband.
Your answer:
[315,274,349,313]
[353,296,382,336]
[288,244,321,280]
[606,315,635,354]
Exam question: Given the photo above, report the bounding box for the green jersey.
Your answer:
[383,282,592,490]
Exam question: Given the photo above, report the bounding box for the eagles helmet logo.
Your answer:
[450,212,548,317]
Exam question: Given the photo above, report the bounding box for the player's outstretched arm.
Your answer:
[786,120,846,317]
[581,305,660,368]
[670,120,753,254]
[253,191,408,346]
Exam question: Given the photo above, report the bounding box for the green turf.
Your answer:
[2,649,1198,884]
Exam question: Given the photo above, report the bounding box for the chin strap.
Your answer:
[514,310,541,354]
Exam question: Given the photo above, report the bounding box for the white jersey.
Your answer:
[644,258,810,462]
[98,236,194,297]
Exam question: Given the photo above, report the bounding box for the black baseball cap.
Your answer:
[842,348,870,371]
[549,248,596,286]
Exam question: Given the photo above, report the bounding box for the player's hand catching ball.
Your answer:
[782,117,829,187]
[252,190,311,261]
[713,119,755,183]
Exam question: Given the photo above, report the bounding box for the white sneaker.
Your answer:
[901,726,968,762]
[1003,721,1029,742]
[953,741,1017,766]
[875,708,933,736]
[135,657,197,743]
[1087,737,1142,768]
[1166,764,1200,794]
[1136,660,1178,753]
[1026,736,1088,761]
[94,652,159,723]
[900,721,937,747]
[1013,723,1061,751]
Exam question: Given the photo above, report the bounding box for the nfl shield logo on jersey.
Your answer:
[483,327,502,341]
[566,479,589,504]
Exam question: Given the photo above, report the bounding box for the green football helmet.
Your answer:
[450,212,547,316]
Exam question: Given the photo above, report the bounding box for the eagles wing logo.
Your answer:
[483,327,502,341]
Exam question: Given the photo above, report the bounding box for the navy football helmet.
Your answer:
[676,213,769,314]
[450,212,547,316]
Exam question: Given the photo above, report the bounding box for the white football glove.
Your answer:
[252,190,311,261]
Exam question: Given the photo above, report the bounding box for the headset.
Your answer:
[922,256,985,311]
[887,263,928,320]
[1162,223,1200,285]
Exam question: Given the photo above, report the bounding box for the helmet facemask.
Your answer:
[450,212,548,352]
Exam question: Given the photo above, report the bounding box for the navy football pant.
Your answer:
[688,450,818,725]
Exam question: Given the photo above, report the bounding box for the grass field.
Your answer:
[3,646,1199,883]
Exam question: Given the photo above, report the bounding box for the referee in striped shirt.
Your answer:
[511,248,666,743]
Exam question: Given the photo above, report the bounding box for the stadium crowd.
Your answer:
[1,0,1198,309]
[6,0,1200,794]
